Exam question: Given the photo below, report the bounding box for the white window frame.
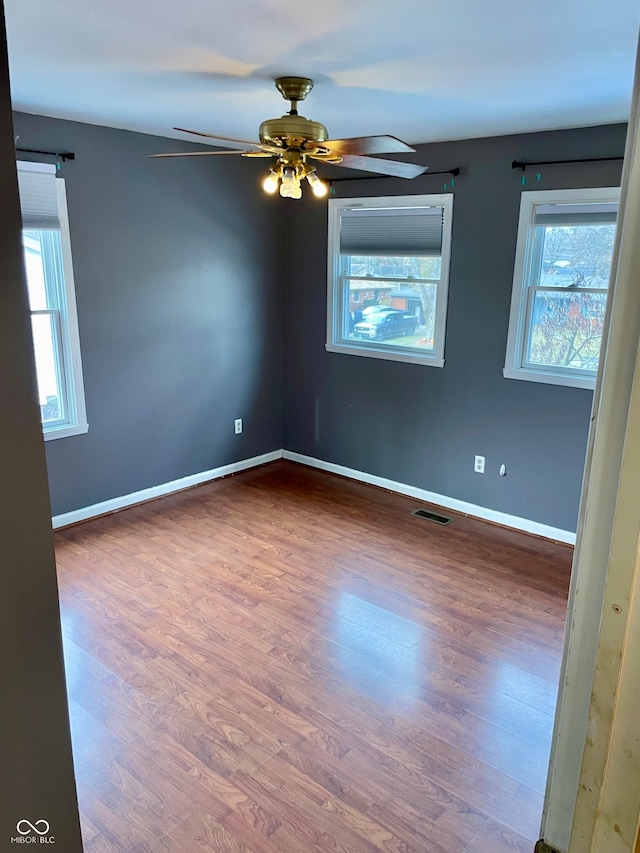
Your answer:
[18,161,88,440]
[504,186,620,390]
[326,194,454,367]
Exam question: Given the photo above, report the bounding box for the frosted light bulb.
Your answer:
[263,173,279,194]
[279,169,302,199]
[307,170,328,198]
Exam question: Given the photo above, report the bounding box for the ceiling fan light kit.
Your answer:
[151,77,428,199]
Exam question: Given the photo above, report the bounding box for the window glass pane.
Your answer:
[22,231,48,310]
[537,223,615,289]
[345,278,436,351]
[328,194,452,366]
[17,167,87,437]
[526,290,608,371]
[347,255,442,280]
[30,313,64,423]
[505,188,619,387]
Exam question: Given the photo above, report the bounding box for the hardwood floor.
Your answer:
[55,461,572,853]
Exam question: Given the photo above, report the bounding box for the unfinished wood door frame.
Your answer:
[541,33,640,853]
[569,354,640,851]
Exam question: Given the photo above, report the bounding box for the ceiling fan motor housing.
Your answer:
[259,114,328,148]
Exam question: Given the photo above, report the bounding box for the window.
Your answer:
[326,194,454,366]
[17,161,87,439]
[504,187,619,389]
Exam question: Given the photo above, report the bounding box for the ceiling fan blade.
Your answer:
[173,127,284,155]
[323,154,428,179]
[315,135,416,156]
[149,150,255,158]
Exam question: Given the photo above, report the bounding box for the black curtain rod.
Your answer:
[16,147,75,162]
[329,167,459,184]
[512,156,622,172]
[432,167,461,177]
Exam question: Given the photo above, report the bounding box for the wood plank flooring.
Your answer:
[54,461,572,853]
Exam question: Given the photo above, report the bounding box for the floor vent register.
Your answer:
[412,508,452,525]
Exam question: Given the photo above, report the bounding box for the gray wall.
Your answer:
[13,112,283,517]
[12,112,626,532]
[282,124,627,532]
[0,6,82,850]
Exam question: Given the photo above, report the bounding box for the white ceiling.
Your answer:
[5,0,640,148]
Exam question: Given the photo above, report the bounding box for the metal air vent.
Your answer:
[412,508,452,525]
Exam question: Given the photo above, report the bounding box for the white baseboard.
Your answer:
[52,447,576,545]
[282,450,576,545]
[51,450,283,529]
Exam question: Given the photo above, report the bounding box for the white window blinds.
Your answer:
[534,202,618,227]
[16,162,60,230]
[339,206,444,256]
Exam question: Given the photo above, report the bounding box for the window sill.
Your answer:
[43,421,89,441]
[326,342,444,368]
[503,366,595,390]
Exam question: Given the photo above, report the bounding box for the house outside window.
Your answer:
[504,187,620,389]
[326,194,454,367]
[17,161,88,439]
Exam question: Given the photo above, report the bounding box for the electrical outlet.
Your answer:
[474,455,485,474]
[234,418,242,435]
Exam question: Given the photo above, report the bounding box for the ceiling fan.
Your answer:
[150,77,428,199]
